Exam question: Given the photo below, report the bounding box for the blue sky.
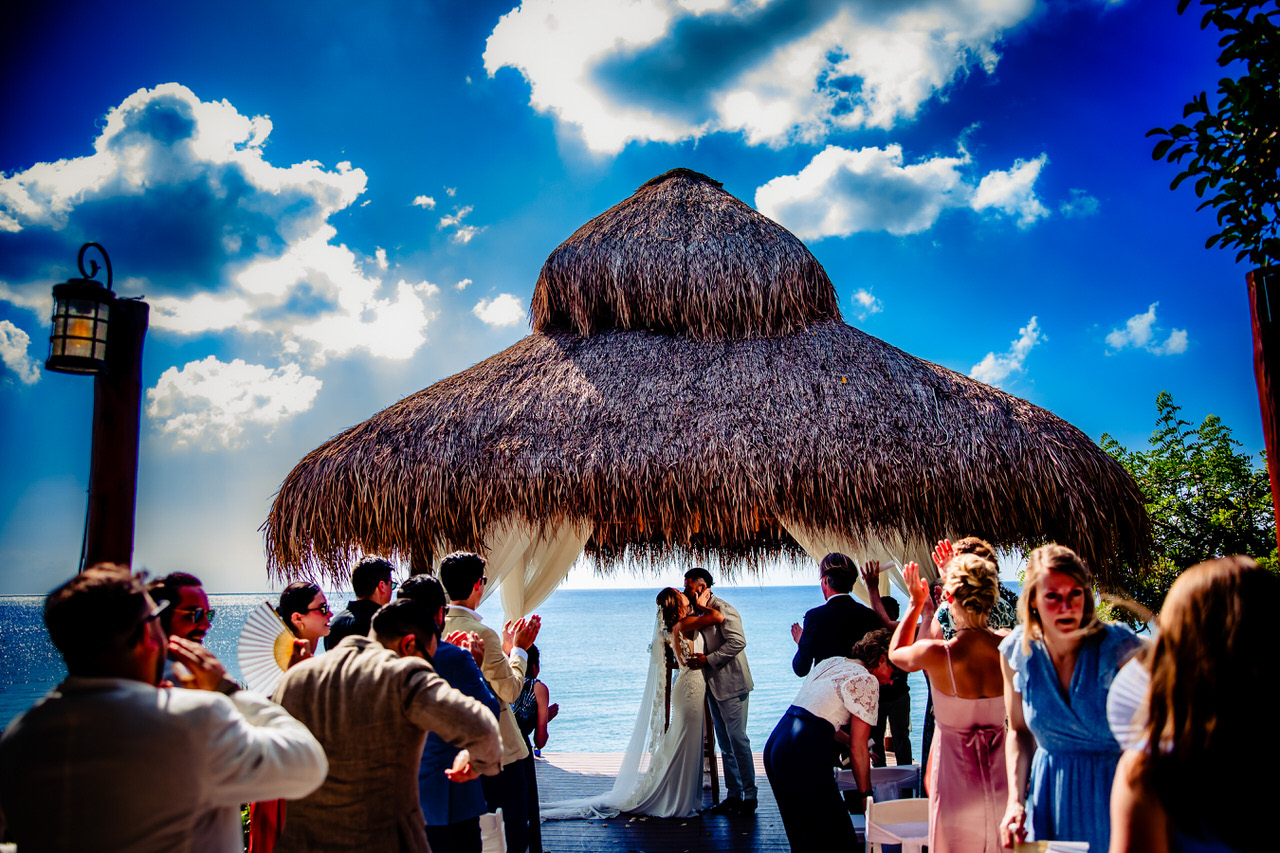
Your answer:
[0,0,1262,595]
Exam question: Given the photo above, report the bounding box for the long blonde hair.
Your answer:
[1017,543,1103,653]
[1139,556,1275,850]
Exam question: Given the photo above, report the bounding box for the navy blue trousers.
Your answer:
[764,706,856,852]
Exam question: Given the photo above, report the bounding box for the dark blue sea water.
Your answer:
[0,586,928,757]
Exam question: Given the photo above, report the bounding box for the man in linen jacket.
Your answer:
[0,564,328,853]
[274,598,501,853]
[441,551,541,853]
[684,567,757,815]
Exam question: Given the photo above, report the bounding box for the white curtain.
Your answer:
[450,518,594,620]
[778,519,944,601]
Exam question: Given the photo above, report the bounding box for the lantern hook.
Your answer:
[77,243,113,291]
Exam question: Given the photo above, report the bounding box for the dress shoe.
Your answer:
[736,798,759,815]
[703,796,742,815]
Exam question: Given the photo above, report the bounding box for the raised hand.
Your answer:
[502,619,520,656]
[790,622,803,644]
[860,560,882,590]
[286,638,312,670]
[904,562,929,609]
[547,702,560,722]
[932,539,955,575]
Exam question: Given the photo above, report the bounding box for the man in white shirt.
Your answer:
[0,564,328,853]
[441,551,540,853]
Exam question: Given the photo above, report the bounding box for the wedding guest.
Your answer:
[1109,555,1274,853]
[442,552,541,853]
[891,557,1009,853]
[0,565,327,853]
[999,544,1144,852]
[273,599,501,853]
[147,571,214,643]
[765,627,896,852]
[870,596,912,768]
[790,552,886,676]
[398,575,501,853]
[326,556,396,650]
[514,645,558,752]
[278,580,331,655]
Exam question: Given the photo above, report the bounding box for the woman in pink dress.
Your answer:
[890,555,1010,853]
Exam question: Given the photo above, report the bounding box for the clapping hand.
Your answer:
[446,630,485,668]
[790,622,803,644]
[547,702,560,723]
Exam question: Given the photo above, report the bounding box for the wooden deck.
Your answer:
[534,752,790,852]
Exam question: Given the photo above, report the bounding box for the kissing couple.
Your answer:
[542,568,755,819]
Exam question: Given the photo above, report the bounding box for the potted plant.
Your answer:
[1149,0,1278,540]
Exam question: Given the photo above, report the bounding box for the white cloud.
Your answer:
[1106,303,1188,355]
[969,316,1043,386]
[445,187,457,197]
[455,278,472,291]
[146,356,321,448]
[412,195,437,209]
[1059,188,1100,218]
[0,84,443,367]
[485,0,1035,153]
[473,293,525,327]
[0,320,40,385]
[439,205,485,244]
[851,288,883,321]
[756,143,1049,240]
[970,155,1050,227]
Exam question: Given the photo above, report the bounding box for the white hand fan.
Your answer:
[238,601,296,697]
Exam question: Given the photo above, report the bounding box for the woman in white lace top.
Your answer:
[764,627,895,852]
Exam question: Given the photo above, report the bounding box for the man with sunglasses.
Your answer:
[148,571,215,644]
[325,556,397,651]
[0,564,327,852]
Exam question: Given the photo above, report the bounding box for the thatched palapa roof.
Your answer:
[266,168,1149,586]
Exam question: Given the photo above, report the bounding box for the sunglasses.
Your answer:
[384,579,399,591]
[307,603,332,615]
[176,606,216,623]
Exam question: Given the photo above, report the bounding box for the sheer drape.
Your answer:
[778,520,942,600]
[433,518,594,620]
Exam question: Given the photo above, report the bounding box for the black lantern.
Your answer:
[47,243,115,375]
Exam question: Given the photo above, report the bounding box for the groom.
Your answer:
[683,567,757,815]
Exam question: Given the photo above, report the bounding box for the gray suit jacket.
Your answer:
[698,593,753,701]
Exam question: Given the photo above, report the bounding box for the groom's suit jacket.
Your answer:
[697,593,753,701]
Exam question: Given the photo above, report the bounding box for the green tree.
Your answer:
[1100,391,1275,621]
[1148,0,1278,267]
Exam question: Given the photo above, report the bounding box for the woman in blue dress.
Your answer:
[998,544,1144,852]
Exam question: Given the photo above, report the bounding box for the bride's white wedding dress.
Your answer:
[541,615,706,819]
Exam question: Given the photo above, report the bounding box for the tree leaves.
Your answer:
[1149,0,1279,268]
[1102,392,1276,621]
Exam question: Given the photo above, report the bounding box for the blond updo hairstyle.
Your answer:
[943,553,999,621]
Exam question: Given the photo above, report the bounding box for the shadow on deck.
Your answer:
[534,753,791,853]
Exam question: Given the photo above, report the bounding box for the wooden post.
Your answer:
[1247,267,1280,549]
[83,298,148,569]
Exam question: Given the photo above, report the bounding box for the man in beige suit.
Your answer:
[274,598,501,853]
[441,551,541,853]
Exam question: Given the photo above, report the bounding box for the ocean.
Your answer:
[0,586,928,757]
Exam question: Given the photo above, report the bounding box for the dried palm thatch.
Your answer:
[265,168,1149,586]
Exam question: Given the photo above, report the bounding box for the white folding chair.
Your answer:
[865,797,929,853]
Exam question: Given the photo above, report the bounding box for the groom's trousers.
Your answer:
[708,693,757,800]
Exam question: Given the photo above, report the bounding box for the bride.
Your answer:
[542,586,723,819]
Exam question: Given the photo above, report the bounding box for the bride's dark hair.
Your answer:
[656,588,684,631]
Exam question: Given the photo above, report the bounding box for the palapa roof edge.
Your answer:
[264,320,1150,588]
